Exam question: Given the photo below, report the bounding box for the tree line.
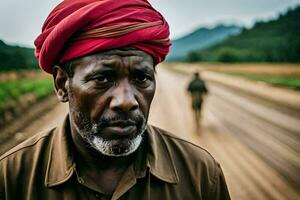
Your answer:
[186,6,300,63]
[0,40,38,71]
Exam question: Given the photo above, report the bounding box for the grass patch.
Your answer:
[227,73,300,90]
[0,79,54,110]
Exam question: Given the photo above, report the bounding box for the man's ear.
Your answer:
[53,65,69,103]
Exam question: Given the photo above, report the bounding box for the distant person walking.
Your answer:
[187,72,208,130]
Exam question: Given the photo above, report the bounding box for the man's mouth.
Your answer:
[108,120,136,127]
[100,120,138,137]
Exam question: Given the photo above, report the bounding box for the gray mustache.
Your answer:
[96,112,146,129]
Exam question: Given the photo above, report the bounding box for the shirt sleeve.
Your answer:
[187,81,193,92]
[209,162,231,200]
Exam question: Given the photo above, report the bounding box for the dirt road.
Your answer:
[2,66,299,200]
[150,67,299,200]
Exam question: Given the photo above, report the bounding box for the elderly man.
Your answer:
[0,0,230,199]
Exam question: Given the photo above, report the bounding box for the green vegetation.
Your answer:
[187,6,300,63]
[0,40,39,71]
[0,79,54,111]
[226,73,300,90]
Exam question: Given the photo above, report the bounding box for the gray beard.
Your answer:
[69,111,146,157]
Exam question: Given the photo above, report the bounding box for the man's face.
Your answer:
[64,49,156,157]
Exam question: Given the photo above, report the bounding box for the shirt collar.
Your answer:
[44,115,75,187]
[142,125,179,183]
[44,115,179,187]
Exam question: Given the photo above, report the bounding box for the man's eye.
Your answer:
[135,74,152,83]
[96,77,108,82]
[136,75,149,82]
[133,73,153,88]
[92,76,112,83]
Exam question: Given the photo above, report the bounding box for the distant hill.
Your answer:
[187,6,300,63]
[0,40,38,71]
[166,25,241,61]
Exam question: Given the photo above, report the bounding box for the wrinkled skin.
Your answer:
[53,48,156,156]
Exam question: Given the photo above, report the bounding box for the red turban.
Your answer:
[34,0,171,74]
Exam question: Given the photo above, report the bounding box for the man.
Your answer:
[0,0,230,199]
[187,72,208,129]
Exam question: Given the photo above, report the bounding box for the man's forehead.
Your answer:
[79,48,152,62]
[71,48,154,74]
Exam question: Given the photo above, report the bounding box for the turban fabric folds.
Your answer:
[34,0,171,74]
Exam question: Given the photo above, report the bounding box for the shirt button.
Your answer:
[95,193,101,199]
[78,177,84,184]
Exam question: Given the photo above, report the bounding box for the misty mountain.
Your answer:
[166,25,241,61]
[188,6,300,63]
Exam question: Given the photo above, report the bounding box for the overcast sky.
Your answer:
[0,0,299,47]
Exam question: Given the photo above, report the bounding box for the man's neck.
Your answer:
[70,127,138,195]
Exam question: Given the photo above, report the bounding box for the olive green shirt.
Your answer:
[0,116,230,200]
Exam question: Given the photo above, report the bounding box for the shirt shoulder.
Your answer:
[148,125,230,199]
[0,128,55,163]
[0,128,56,198]
[149,125,217,165]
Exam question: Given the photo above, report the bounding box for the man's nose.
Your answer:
[109,80,139,112]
